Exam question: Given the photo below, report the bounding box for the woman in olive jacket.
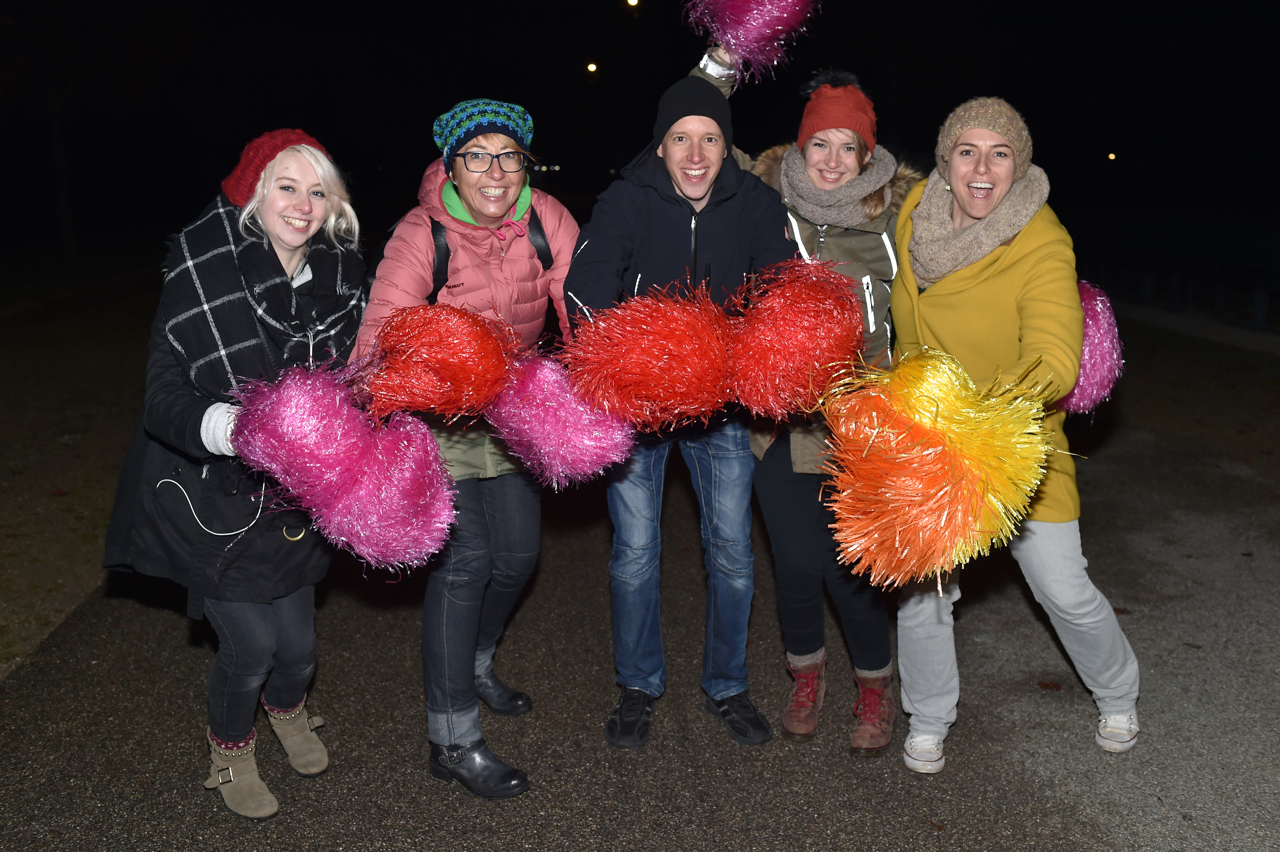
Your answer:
[694,50,921,754]
[890,97,1141,774]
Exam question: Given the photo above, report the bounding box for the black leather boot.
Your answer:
[474,672,532,716]
[428,739,530,799]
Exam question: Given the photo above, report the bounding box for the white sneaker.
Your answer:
[903,733,945,773]
[1095,709,1140,753]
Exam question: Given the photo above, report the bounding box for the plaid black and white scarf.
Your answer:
[161,194,367,401]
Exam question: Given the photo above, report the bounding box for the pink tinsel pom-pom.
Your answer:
[729,259,865,419]
[232,366,456,569]
[233,367,373,508]
[686,0,818,81]
[485,357,635,490]
[1060,280,1124,414]
[559,287,733,431]
[317,413,456,569]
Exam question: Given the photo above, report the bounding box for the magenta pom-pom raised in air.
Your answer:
[686,0,817,81]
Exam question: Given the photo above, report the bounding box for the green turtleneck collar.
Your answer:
[442,177,532,227]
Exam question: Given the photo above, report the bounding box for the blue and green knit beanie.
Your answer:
[433,99,534,163]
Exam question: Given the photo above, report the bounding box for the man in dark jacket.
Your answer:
[564,75,795,750]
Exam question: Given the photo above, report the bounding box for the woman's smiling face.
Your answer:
[258,150,326,274]
[450,134,524,228]
[947,128,1016,229]
[802,128,867,190]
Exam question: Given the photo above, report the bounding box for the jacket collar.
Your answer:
[418,157,532,240]
[621,141,744,214]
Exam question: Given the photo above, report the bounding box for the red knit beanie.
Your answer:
[221,129,329,208]
[796,84,877,155]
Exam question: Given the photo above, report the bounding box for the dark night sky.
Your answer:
[0,0,1264,286]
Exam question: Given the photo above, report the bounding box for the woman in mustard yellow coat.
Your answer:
[889,97,1140,774]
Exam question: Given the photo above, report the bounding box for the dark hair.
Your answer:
[800,69,862,99]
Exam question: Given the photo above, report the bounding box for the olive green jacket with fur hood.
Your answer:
[746,143,921,473]
[688,62,922,472]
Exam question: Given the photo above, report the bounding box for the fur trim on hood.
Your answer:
[751,143,923,218]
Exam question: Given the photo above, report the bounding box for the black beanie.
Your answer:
[652,76,734,150]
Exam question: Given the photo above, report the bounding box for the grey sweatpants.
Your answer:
[896,519,1140,739]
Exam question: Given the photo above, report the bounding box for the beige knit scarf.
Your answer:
[780,145,898,229]
[908,166,1050,287]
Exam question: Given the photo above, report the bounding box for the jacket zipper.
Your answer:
[689,213,698,286]
[861,275,876,333]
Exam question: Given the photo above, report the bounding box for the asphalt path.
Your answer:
[1,313,1277,851]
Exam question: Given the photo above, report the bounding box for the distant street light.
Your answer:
[1108,153,1116,160]
[628,0,639,6]
[588,63,598,72]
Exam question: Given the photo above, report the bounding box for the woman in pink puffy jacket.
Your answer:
[355,99,576,800]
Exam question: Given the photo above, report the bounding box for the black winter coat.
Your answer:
[103,197,367,617]
[563,143,795,318]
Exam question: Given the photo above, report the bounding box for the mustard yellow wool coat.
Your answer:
[889,181,1083,523]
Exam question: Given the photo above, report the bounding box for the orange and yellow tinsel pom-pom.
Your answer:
[821,349,1052,588]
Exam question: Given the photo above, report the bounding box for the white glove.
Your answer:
[200,402,239,456]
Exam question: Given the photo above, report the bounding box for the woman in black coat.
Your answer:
[103,129,366,820]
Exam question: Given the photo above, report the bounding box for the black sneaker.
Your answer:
[706,690,773,745]
[605,688,655,749]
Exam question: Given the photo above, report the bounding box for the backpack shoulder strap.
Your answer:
[428,217,451,304]
[527,205,553,272]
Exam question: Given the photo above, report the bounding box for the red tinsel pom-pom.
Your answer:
[685,0,818,82]
[729,259,864,419]
[361,304,521,421]
[559,287,733,431]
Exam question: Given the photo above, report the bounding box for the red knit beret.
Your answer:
[796,84,877,155]
[221,129,329,208]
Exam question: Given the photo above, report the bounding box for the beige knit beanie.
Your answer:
[935,97,1032,181]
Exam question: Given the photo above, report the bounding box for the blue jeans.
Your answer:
[606,418,756,700]
[422,471,541,745]
[204,585,317,742]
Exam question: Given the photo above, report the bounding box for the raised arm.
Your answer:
[688,47,754,171]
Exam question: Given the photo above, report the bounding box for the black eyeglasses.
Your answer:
[455,151,526,173]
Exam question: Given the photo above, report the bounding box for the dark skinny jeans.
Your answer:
[204,585,317,742]
[422,471,541,745]
[753,430,891,671]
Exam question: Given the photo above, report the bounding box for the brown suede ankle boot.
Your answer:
[849,670,896,755]
[203,728,278,820]
[264,696,328,777]
[781,653,826,741]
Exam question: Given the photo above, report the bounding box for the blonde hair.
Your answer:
[239,144,360,246]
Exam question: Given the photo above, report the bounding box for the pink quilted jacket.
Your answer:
[355,158,577,357]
